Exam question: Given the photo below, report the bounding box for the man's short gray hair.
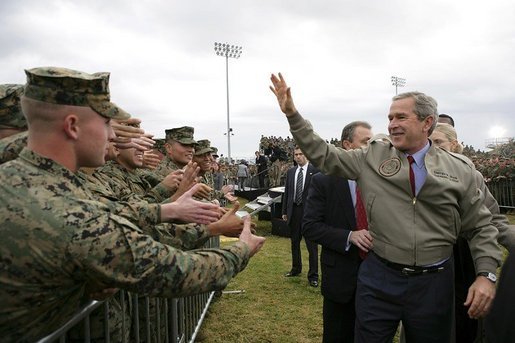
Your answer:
[393,92,439,135]
[341,121,372,143]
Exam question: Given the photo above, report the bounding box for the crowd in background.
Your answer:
[153,134,514,192]
[227,135,515,193]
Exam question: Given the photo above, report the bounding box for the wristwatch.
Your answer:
[477,272,497,283]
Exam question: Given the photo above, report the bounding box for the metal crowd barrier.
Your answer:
[487,178,514,210]
[37,236,220,343]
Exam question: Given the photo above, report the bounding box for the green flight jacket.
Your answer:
[288,113,501,273]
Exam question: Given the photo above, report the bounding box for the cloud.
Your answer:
[1,0,513,158]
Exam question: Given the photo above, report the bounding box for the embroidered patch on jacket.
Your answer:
[433,170,459,182]
[379,158,401,177]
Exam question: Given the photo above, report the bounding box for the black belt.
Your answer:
[374,253,446,276]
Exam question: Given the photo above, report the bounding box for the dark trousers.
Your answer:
[323,296,356,343]
[290,204,318,281]
[258,172,266,188]
[355,253,454,343]
[485,252,515,343]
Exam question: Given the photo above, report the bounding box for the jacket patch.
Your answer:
[379,158,401,177]
[433,170,459,182]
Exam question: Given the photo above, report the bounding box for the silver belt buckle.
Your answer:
[402,267,416,275]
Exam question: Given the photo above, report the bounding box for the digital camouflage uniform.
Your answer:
[1,68,132,343]
[0,131,28,164]
[0,92,214,250]
[0,134,163,234]
[0,138,219,251]
[211,146,219,158]
[149,155,179,180]
[91,162,211,250]
[79,172,210,342]
[94,157,213,341]
[153,126,196,178]
[95,160,171,203]
[0,84,27,163]
[153,138,166,156]
[269,159,282,186]
[0,149,249,341]
[195,139,225,202]
[0,84,26,130]
[0,68,250,342]
[137,166,164,188]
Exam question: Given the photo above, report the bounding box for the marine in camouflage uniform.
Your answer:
[91,146,212,250]
[0,134,225,251]
[0,84,28,163]
[0,67,253,342]
[0,84,212,343]
[96,160,171,203]
[0,131,28,164]
[96,138,220,343]
[269,159,282,186]
[0,148,249,342]
[0,135,226,251]
[153,126,196,177]
[0,84,26,139]
[194,139,223,202]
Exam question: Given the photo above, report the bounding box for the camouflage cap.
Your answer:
[153,138,166,155]
[165,126,196,145]
[211,146,219,157]
[194,139,213,156]
[23,67,129,120]
[0,84,26,129]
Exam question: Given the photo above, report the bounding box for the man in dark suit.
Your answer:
[255,151,268,188]
[485,251,515,343]
[282,146,319,287]
[303,121,373,342]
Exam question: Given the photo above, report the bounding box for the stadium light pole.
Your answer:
[391,76,406,95]
[214,42,242,164]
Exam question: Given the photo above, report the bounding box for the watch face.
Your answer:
[480,272,497,282]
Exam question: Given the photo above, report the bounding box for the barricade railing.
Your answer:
[486,178,514,210]
[37,236,220,343]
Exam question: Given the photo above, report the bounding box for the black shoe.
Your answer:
[309,280,319,287]
[284,271,300,277]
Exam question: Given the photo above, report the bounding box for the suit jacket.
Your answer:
[302,173,361,303]
[282,163,317,226]
[255,155,268,173]
[485,251,515,343]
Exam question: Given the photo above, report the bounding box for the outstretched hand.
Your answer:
[208,202,245,237]
[143,151,161,169]
[239,216,266,257]
[112,118,144,139]
[270,73,298,117]
[169,162,203,202]
[162,184,220,224]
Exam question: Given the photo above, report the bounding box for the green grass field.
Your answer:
[198,208,515,342]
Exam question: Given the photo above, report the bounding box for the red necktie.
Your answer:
[407,155,416,196]
[355,187,368,259]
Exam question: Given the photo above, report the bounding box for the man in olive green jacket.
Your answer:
[270,73,500,343]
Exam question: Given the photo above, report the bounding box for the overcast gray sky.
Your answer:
[1,0,514,160]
